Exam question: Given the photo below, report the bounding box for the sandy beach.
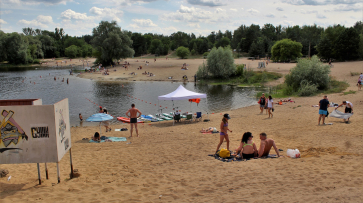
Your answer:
[1,58,363,202]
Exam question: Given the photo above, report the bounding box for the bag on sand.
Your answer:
[287,149,300,158]
[219,148,230,158]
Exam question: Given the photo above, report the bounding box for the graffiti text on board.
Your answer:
[31,127,49,138]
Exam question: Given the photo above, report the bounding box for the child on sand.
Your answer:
[215,114,232,154]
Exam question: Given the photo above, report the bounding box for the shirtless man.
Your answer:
[257,133,280,158]
[126,104,142,137]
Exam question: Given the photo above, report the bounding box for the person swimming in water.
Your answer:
[215,114,232,154]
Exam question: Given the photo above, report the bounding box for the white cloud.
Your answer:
[17,15,53,28]
[187,0,226,7]
[162,5,231,24]
[0,19,8,24]
[300,9,318,14]
[89,7,123,22]
[131,19,157,27]
[247,8,260,15]
[316,13,326,19]
[282,0,361,5]
[3,0,73,5]
[61,9,89,20]
[266,13,275,18]
[187,23,201,28]
[276,7,284,11]
[179,5,196,13]
[230,8,238,12]
[36,15,53,24]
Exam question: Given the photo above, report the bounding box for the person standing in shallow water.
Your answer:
[215,114,232,154]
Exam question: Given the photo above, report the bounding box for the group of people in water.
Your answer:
[215,114,280,159]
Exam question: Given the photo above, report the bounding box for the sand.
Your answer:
[1,58,363,202]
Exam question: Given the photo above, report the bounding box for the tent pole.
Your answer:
[37,163,41,185]
[57,162,60,183]
[45,163,49,179]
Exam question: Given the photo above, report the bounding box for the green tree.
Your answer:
[359,34,363,59]
[206,46,236,78]
[216,37,231,48]
[91,21,134,65]
[0,31,6,62]
[335,27,360,60]
[65,45,79,58]
[271,39,303,62]
[2,32,28,64]
[149,39,161,54]
[175,46,190,59]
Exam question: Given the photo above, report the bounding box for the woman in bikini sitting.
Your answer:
[215,114,232,154]
[235,132,257,159]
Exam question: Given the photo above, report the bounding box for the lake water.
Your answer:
[0,67,259,126]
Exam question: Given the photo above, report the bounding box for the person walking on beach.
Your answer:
[335,101,353,123]
[126,104,142,137]
[257,133,280,158]
[318,95,330,125]
[215,114,232,154]
[266,95,273,118]
[358,77,362,91]
[259,93,267,114]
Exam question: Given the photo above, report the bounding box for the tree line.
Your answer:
[0,21,362,65]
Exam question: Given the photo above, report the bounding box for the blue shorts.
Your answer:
[319,110,327,115]
[260,104,265,108]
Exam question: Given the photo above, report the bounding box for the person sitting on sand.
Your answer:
[257,133,280,158]
[200,127,217,133]
[215,114,232,154]
[93,132,101,141]
[235,132,258,159]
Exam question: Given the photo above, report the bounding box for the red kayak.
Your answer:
[117,117,143,123]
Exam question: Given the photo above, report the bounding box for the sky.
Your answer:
[0,0,362,37]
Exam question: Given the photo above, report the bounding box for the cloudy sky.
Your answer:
[0,0,362,36]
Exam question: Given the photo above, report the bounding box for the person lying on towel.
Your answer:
[200,127,217,133]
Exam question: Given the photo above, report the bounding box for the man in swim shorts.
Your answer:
[126,104,142,137]
[257,133,280,158]
[318,95,330,125]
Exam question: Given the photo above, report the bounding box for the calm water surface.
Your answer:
[0,68,258,126]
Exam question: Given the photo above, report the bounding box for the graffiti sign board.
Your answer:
[0,99,71,164]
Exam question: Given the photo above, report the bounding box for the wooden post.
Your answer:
[57,162,60,183]
[69,148,74,179]
[37,163,41,185]
[45,163,49,179]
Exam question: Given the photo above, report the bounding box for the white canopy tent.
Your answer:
[158,85,207,100]
[158,85,207,125]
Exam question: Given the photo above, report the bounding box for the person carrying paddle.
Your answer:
[126,104,142,137]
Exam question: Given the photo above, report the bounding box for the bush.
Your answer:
[235,64,244,77]
[196,62,208,79]
[65,45,79,58]
[282,85,294,96]
[297,81,318,96]
[285,55,330,91]
[191,49,196,55]
[33,59,40,64]
[176,46,190,59]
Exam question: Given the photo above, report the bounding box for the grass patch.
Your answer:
[350,72,360,76]
[343,90,356,95]
[324,80,349,94]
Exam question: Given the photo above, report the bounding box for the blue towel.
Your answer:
[89,137,127,143]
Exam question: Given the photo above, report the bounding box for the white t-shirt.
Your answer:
[360,74,363,80]
[345,101,353,108]
[267,99,273,108]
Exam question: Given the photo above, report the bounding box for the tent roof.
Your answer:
[158,85,207,101]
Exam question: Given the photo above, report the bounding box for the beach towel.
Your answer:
[115,128,128,131]
[329,110,353,120]
[89,137,127,143]
[208,151,279,162]
[202,131,219,134]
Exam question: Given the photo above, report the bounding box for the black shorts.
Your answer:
[130,118,137,123]
[345,107,352,113]
[242,153,255,159]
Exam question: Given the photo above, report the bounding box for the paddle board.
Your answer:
[117,117,143,123]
